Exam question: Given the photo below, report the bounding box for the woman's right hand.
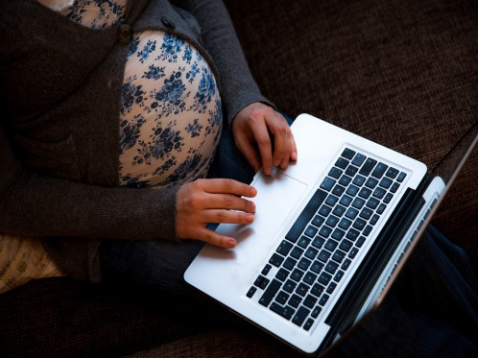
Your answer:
[176,178,257,248]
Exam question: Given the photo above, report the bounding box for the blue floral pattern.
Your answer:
[41,0,223,188]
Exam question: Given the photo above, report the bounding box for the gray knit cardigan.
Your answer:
[0,0,272,281]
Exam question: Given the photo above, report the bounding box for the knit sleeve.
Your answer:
[172,0,275,124]
[0,124,181,241]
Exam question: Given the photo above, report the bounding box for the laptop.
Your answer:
[184,113,477,354]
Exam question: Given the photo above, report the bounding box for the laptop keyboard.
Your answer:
[246,147,407,332]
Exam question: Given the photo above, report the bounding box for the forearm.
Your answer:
[172,0,274,124]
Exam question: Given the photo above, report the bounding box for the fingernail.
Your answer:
[228,239,236,248]
[246,213,254,222]
[250,187,257,196]
[292,151,297,160]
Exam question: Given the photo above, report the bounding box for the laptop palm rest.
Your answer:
[216,168,308,243]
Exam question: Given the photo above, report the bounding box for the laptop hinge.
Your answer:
[318,174,431,353]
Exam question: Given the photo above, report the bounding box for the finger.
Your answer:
[265,113,289,168]
[201,209,255,225]
[197,227,238,248]
[203,193,256,213]
[290,132,298,161]
[251,119,273,175]
[199,178,257,198]
[236,137,262,172]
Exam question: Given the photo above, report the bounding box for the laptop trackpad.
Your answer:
[217,169,308,242]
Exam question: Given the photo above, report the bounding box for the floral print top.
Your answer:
[38,0,222,188]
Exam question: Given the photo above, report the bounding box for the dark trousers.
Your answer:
[100,117,477,357]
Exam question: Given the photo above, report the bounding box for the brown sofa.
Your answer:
[0,0,476,356]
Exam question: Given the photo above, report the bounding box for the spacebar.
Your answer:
[285,189,328,243]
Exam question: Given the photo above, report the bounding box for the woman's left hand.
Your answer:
[231,102,297,175]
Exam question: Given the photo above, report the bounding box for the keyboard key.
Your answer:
[311,283,324,297]
[359,188,372,199]
[311,261,324,274]
[370,215,378,226]
[325,261,339,274]
[291,269,304,282]
[352,153,366,166]
[353,218,367,230]
[397,172,407,182]
[303,294,318,309]
[312,215,325,227]
[285,189,328,243]
[379,177,393,189]
[339,239,353,252]
[390,182,400,193]
[288,294,302,308]
[326,215,340,227]
[373,187,387,199]
[312,306,322,318]
[345,165,359,177]
[304,318,315,331]
[293,306,310,326]
[360,208,373,220]
[326,194,339,206]
[305,225,318,238]
[331,228,346,241]
[303,272,317,285]
[326,282,337,294]
[247,286,257,298]
[335,157,349,169]
[298,257,312,270]
[332,250,345,264]
[365,177,379,189]
[352,197,366,209]
[305,247,319,260]
[386,167,399,179]
[318,250,331,263]
[333,204,347,217]
[319,205,332,217]
[338,218,352,230]
[359,158,377,176]
[320,177,336,191]
[269,254,284,267]
[372,162,388,179]
[319,294,330,306]
[346,228,360,241]
[254,275,270,289]
[376,204,386,215]
[262,264,272,276]
[319,226,333,238]
[277,240,293,256]
[384,193,393,203]
[366,198,380,209]
[291,247,304,259]
[328,167,342,179]
[296,283,309,297]
[259,279,282,306]
[270,302,295,320]
[298,236,311,248]
[345,207,359,220]
[325,239,338,252]
[283,257,297,270]
[275,291,289,305]
[361,224,372,236]
[312,236,326,249]
[339,175,352,186]
[341,148,356,159]
[340,195,354,207]
[356,236,366,248]
[348,247,359,259]
[332,185,345,197]
[283,279,297,293]
[276,268,290,281]
[353,174,366,186]
[318,272,332,285]
[341,259,352,270]
[346,184,360,196]
[334,271,344,282]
